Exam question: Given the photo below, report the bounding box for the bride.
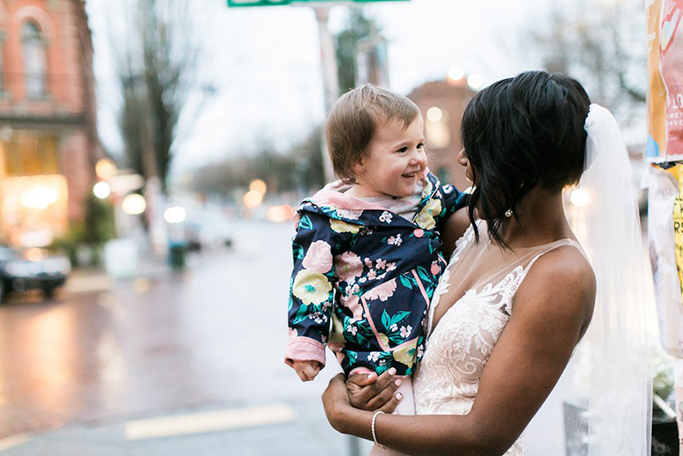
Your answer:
[321,70,651,455]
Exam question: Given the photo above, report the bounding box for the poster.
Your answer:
[648,0,683,162]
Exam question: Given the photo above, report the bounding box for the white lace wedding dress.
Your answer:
[413,222,583,455]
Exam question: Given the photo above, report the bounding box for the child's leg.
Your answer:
[368,376,414,456]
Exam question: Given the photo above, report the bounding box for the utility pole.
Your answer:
[313,5,339,183]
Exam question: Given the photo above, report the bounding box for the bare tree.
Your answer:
[112,0,208,193]
[334,7,381,94]
[186,127,326,198]
[521,0,646,127]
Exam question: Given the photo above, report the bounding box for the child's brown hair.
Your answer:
[326,84,420,181]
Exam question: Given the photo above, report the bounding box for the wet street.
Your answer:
[0,220,348,450]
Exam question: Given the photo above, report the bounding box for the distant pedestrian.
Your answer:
[285,84,468,455]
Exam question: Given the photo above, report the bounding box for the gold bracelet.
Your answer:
[372,410,387,450]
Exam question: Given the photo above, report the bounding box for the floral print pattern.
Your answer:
[335,252,363,282]
[285,172,468,376]
[302,240,333,273]
[292,270,333,306]
[330,219,362,233]
[415,198,442,230]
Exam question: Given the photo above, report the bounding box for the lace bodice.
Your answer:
[413,222,582,456]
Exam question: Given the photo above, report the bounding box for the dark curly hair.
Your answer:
[461,70,591,246]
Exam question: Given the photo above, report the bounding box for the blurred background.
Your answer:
[0,0,664,454]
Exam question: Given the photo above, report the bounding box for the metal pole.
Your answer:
[313,5,338,183]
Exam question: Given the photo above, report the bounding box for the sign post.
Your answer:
[313,5,339,182]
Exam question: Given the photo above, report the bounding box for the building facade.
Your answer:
[0,0,99,247]
[407,79,475,192]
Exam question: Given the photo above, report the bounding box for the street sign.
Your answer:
[228,0,407,6]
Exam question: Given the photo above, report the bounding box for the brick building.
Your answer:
[407,79,475,192]
[0,0,99,247]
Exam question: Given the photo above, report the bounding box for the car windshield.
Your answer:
[0,247,17,261]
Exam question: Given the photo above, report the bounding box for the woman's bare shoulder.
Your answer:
[514,244,596,338]
[535,243,595,284]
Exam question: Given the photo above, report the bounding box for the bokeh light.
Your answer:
[121,194,147,215]
[95,158,117,181]
[93,182,111,199]
[20,185,58,209]
[447,65,465,81]
[265,204,295,223]
[249,179,267,195]
[243,190,263,209]
[164,206,187,224]
[25,248,43,262]
[467,74,484,90]
[426,107,443,123]
[570,189,590,207]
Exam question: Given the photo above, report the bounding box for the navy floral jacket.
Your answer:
[285,172,468,376]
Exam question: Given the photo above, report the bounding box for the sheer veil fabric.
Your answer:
[570,104,652,455]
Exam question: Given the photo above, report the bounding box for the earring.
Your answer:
[504,209,513,218]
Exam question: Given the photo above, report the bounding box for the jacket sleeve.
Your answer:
[285,210,338,369]
[433,175,470,230]
[440,183,469,217]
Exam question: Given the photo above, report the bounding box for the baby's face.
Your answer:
[353,114,428,198]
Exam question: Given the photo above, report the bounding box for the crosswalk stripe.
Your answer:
[0,433,33,451]
[125,403,298,440]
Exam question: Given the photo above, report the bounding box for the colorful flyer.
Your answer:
[648,0,683,162]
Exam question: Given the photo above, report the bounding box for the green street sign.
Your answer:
[228,0,407,6]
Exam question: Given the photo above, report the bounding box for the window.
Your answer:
[22,22,47,99]
[4,134,59,176]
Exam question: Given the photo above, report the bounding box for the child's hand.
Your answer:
[346,367,402,412]
[292,360,322,382]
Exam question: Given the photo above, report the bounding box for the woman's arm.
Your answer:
[323,247,596,456]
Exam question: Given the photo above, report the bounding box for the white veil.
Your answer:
[569,104,652,455]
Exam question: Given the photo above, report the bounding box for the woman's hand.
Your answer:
[322,373,354,433]
[346,368,402,412]
[322,370,403,434]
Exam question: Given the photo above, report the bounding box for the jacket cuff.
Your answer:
[284,336,326,368]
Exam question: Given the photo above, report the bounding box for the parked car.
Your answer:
[0,246,71,301]
[183,218,233,253]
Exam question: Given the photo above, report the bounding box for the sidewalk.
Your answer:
[65,256,175,294]
[0,399,366,456]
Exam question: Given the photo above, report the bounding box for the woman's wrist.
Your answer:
[324,387,350,434]
[330,400,358,434]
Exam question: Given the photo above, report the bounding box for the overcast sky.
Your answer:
[85,0,549,176]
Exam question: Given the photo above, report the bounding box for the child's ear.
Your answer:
[352,158,365,176]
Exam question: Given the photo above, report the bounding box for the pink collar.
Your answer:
[309,181,387,211]
[309,168,431,211]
